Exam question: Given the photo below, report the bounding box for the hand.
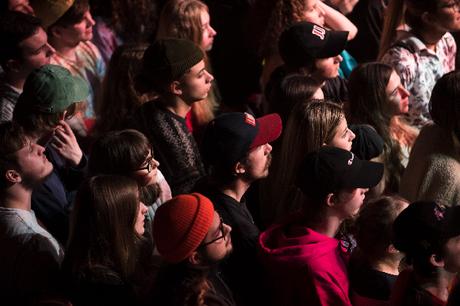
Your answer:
[50,120,83,167]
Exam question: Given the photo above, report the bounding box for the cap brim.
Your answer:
[316,30,348,59]
[250,113,282,148]
[345,159,384,189]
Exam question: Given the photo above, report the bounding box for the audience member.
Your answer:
[93,43,151,137]
[258,146,383,306]
[152,193,235,306]
[157,0,219,140]
[0,121,63,305]
[261,101,355,226]
[379,0,458,127]
[0,11,54,122]
[131,38,211,195]
[62,175,148,306]
[13,64,88,244]
[400,71,460,206]
[349,195,409,305]
[348,62,418,193]
[199,112,282,305]
[391,201,460,305]
[32,0,106,119]
[266,22,349,106]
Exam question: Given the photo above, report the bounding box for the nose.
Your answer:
[349,129,356,141]
[152,158,160,168]
[206,70,214,83]
[210,25,217,37]
[85,11,96,27]
[46,43,56,56]
[399,85,410,98]
[223,222,232,235]
[35,143,46,155]
[140,202,148,214]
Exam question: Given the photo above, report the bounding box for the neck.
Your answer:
[4,72,26,90]
[414,27,445,51]
[372,256,401,275]
[417,268,455,302]
[163,95,191,118]
[220,179,251,203]
[1,185,33,211]
[309,209,342,238]
[49,37,79,60]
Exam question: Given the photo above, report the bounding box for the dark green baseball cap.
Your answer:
[18,64,89,114]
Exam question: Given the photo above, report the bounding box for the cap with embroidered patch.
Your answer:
[279,21,348,68]
[297,146,383,199]
[393,201,460,257]
[202,112,282,167]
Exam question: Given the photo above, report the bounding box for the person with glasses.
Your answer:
[152,193,235,306]
[12,64,89,245]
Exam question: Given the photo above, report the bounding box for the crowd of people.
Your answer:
[2,0,460,305]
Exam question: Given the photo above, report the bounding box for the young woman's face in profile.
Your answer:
[327,116,355,151]
[386,71,410,115]
[134,198,148,236]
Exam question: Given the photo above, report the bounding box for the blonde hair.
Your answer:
[261,101,344,225]
[157,0,217,128]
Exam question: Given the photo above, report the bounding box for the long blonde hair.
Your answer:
[261,101,344,226]
[157,0,217,128]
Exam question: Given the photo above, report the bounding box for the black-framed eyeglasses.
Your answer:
[201,216,225,247]
[137,155,156,173]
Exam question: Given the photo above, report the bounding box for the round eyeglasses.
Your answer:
[201,216,226,247]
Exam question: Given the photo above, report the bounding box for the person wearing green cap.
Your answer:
[13,64,89,245]
[130,38,213,196]
[31,0,105,119]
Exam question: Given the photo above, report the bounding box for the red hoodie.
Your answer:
[258,221,352,306]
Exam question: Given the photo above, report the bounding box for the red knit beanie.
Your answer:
[153,193,214,263]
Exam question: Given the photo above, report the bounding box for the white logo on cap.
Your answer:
[348,152,354,166]
[312,25,326,40]
[244,112,256,126]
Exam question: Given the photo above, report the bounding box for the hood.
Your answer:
[258,221,340,265]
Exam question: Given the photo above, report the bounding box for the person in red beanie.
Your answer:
[152,193,235,306]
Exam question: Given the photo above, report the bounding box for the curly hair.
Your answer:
[259,0,306,58]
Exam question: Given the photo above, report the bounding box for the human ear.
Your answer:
[5,59,22,73]
[5,170,21,184]
[170,80,183,95]
[430,253,445,268]
[234,162,246,175]
[188,250,202,265]
[325,193,336,207]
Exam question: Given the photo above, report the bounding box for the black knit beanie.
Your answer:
[137,38,204,93]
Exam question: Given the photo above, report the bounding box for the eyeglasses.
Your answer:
[201,216,226,247]
[137,155,156,173]
[439,0,460,10]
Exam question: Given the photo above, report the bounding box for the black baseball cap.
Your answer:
[279,21,348,68]
[202,112,282,167]
[297,146,383,199]
[393,201,460,256]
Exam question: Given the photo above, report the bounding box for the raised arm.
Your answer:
[319,0,358,40]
